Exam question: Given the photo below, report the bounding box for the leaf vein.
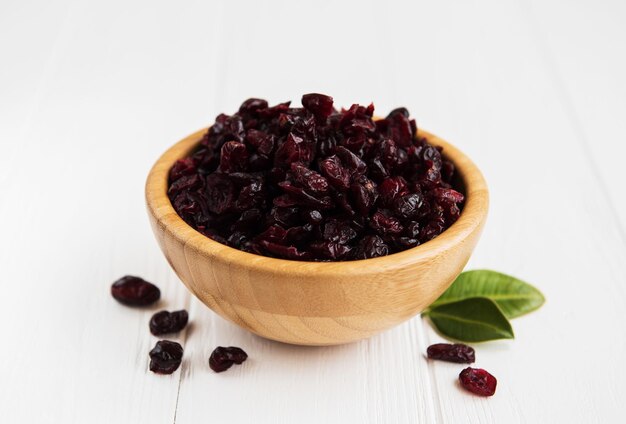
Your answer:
[429,312,510,333]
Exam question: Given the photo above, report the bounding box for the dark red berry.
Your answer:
[370,211,403,235]
[259,240,311,260]
[322,219,357,244]
[291,162,329,195]
[301,93,334,122]
[149,340,183,374]
[239,98,268,115]
[204,173,235,215]
[319,155,351,190]
[427,343,475,363]
[378,177,409,207]
[278,182,333,209]
[170,157,197,181]
[149,310,189,336]
[274,133,315,167]
[168,94,465,261]
[209,346,248,373]
[387,111,414,147]
[219,141,249,172]
[393,193,424,219]
[335,146,367,176]
[353,235,389,259]
[350,175,378,216]
[459,367,497,397]
[301,209,323,224]
[110,276,160,306]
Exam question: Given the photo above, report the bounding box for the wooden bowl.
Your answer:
[146,127,488,346]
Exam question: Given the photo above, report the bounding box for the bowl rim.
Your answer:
[146,126,488,277]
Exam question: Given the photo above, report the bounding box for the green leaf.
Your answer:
[429,269,545,319]
[425,297,514,342]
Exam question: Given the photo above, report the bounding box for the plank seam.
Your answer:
[172,274,193,424]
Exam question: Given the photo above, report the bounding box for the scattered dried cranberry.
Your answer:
[427,343,475,363]
[149,340,183,374]
[110,276,160,306]
[459,367,497,396]
[168,94,465,261]
[209,346,248,373]
[149,310,189,335]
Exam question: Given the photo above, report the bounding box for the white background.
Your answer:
[1,0,625,422]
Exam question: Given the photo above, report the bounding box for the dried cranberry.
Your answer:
[420,220,446,242]
[340,104,375,135]
[370,211,403,235]
[269,206,299,227]
[168,94,465,261]
[219,141,249,172]
[149,340,183,374]
[259,240,311,260]
[209,346,248,373]
[149,310,189,335]
[319,155,351,190]
[459,368,497,397]
[291,162,329,195]
[168,174,202,197]
[393,193,424,219]
[278,182,333,209]
[256,224,287,243]
[285,224,313,243]
[334,191,356,216]
[274,133,315,167]
[386,112,414,147]
[301,209,323,224]
[301,93,334,122]
[368,157,389,181]
[433,187,465,204]
[170,157,197,181]
[441,159,455,183]
[427,343,475,363]
[239,98,268,115]
[395,236,419,248]
[350,175,378,216]
[421,146,442,171]
[323,219,357,244]
[111,276,160,306]
[378,177,409,207]
[204,173,235,214]
[353,235,389,259]
[406,221,421,238]
[335,146,367,175]
[311,241,352,260]
[236,179,265,211]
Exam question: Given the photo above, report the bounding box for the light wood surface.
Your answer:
[2,0,626,422]
[145,128,489,345]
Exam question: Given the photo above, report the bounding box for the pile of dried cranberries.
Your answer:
[168,94,464,261]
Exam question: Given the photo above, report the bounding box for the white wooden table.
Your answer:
[1,0,625,422]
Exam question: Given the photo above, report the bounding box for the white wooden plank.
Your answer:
[407,1,626,422]
[405,1,626,422]
[0,0,221,422]
[523,0,626,235]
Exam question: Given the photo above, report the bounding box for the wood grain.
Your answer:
[145,128,488,345]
